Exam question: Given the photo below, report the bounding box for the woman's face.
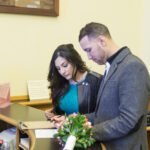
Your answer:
[55,56,75,80]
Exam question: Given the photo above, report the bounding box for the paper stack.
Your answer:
[27,80,49,101]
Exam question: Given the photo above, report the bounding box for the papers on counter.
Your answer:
[19,121,55,130]
[35,129,58,138]
[19,129,58,149]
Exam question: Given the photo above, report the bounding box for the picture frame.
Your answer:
[0,0,59,16]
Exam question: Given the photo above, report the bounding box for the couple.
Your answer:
[45,22,150,150]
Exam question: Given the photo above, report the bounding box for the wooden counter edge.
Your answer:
[10,95,52,106]
[11,95,29,101]
[19,100,52,106]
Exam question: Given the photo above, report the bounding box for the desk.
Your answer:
[0,103,102,150]
[0,103,47,149]
[2,103,149,150]
[147,126,150,150]
[31,138,102,150]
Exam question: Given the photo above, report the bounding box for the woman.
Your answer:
[45,44,103,120]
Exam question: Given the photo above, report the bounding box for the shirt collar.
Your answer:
[107,46,127,64]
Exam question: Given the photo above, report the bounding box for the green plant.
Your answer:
[54,113,95,149]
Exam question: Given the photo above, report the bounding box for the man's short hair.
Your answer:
[79,22,111,41]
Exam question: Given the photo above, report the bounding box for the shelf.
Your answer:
[18,99,52,106]
[10,95,52,110]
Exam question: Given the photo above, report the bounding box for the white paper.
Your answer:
[63,135,76,150]
[27,80,49,100]
[35,129,58,138]
[20,138,29,149]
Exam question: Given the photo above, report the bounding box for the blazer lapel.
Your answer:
[95,47,131,113]
[95,64,118,113]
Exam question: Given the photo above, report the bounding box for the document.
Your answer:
[19,121,55,130]
[27,80,50,100]
[0,83,10,108]
[35,129,58,138]
[20,138,29,150]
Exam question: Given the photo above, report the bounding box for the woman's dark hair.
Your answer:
[48,44,88,114]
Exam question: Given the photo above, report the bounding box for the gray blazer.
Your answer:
[86,47,150,150]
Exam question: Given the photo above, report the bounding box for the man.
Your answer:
[79,22,150,150]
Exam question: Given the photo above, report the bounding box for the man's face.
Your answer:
[79,35,107,65]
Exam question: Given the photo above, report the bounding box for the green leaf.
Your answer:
[62,135,69,143]
[58,129,65,135]
[78,138,85,144]
[53,133,59,138]
[81,131,86,136]
[63,127,70,133]
[75,143,83,148]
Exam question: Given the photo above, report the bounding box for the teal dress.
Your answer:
[59,83,79,116]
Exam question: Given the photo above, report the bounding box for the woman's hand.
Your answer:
[51,115,65,123]
[45,108,56,120]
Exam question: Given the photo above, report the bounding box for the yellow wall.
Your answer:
[142,0,150,70]
[0,0,145,96]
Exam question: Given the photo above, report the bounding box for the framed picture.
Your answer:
[0,0,59,16]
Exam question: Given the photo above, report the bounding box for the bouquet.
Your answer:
[54,113,95,149]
